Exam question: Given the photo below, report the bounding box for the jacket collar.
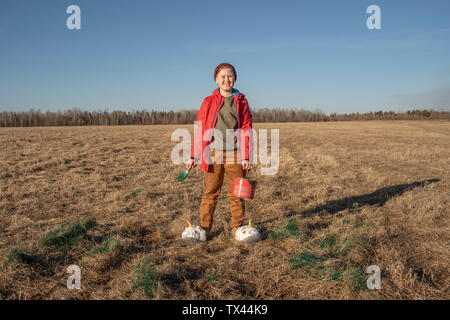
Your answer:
[212,87,243,99]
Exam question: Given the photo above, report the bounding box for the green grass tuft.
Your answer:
[289,251,322,270]
[40,218,97,251]
[88,235,121,256]
[330,270,343,281]
[285,218,301,236]
[289,251,347,282]
[6,248,33,265]
[205,274,220,281]
[132,256,159,298]
[345,267,368,292]
[269,218,306,240]
[130,188,143,198]
[331,236,354,257]
[320,235,337,248]
[83,218,97,231]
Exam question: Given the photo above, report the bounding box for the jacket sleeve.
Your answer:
[240,98,253,162]
[191,98,207,161]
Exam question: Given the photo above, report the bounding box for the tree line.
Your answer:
[0,108,448,127]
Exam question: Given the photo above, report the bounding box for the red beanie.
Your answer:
[214,63,237,81]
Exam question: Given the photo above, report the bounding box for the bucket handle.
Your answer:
[242,160,253,176]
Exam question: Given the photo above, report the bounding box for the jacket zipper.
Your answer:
[207,96,224,143]
[235,96,242,153]
[234,96,241,129]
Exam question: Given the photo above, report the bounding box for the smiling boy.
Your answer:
[186,63,253,240]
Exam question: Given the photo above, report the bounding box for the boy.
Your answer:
[186,63,253,241]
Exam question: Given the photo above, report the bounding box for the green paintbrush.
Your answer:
[177,168,191,182]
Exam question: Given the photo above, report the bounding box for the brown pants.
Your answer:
[200,149,247,230]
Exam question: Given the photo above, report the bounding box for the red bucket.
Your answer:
[232,178,257,199]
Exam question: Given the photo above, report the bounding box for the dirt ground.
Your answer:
[0,120,448,299]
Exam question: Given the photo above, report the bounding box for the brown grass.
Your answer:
[0,120,449,299]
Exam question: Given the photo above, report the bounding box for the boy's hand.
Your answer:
[242,160,252,173]
[186,159,197,169]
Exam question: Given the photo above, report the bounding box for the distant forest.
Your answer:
[0,108,448,127]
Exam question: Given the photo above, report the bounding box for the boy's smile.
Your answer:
[215,68,235,96]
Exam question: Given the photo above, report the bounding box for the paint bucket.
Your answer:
[232,177,257,199]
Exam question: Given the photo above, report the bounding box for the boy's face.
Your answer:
[215,68,235,92]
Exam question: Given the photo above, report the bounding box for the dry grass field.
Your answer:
[0,120,449,300]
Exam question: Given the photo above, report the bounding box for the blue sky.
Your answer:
[1,0,449,114]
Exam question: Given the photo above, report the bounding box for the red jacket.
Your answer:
[191,88,253,172]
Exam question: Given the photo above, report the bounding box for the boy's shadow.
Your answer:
[261,178,440,225]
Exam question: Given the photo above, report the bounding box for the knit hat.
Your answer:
[214,63,237,81]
